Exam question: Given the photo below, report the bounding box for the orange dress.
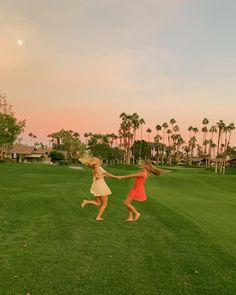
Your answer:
[128,175,148,202]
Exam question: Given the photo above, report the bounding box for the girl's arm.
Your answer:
[103,171,120,179]
[120,171,146,179]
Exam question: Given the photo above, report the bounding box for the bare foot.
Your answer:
[96,217,104,221]
[125,218,133,222]
[134,213,141,221]
[81,200,86,208]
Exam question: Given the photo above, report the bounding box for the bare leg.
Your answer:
[96,196,108,221]
[124,197,141,221]
[81,197,101,208]
[126,210,133,222]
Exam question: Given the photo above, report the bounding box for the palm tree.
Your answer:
[160,143,167,165]
[118,132,123,149]
[119,113,128,161]
[28,133,37,146]
[215,120,225,174]
[154,135,162,143]
[170,118,176,145]
[146,128,152,142]
[119,113,133,163]
[170,118,176,130]
[120,113,139,164]
[186,128,198,166]
[131,113,140,144]
[155,124,162,161]
[202,118,209,127]
[166,129,172,164]
[188,126,193,140]
[189,136,197,165]
[138,118,145,162]
[155,125,162,136]
[139,118,145,140]
[84,132,92,145]
[32,135,37,146]
[184,145,191,165]
[203,139,209,166]
[173,125,180,133]
[208,126,217,166]
[154,135,163,165]
[221,123,235,174]
[192,127,199,135]
[209,126,217,141]
[201,127,208,145]
[201,126,208,164]
[226,123,235,149]
[201,118,209,166]
[210,142,216,158]
[175,134,185,164]
[113,134,119,147]
[28,133,33,145]
[166,129,172,147]
[162,122,168,145]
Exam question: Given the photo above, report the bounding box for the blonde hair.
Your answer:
[144,162,162,176]
[79,155,99,168]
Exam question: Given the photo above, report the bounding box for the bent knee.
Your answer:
[96,200,102,206]
[124,199,130,206]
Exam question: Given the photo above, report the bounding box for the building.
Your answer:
[8,145,52,163]
[227,158,236,167]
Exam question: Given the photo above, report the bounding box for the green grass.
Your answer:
[0,163,236,295]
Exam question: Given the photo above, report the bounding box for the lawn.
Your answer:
[0,164,236,295]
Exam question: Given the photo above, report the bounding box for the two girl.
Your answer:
[80,155,162,221]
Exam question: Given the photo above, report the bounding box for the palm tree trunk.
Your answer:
[157,153,160,166]
[223,161,226,175]
[139,125,143,162]
[227,131,232,150]
[163,129,165,145]
[161,148,165,165]
[215,130,221,174]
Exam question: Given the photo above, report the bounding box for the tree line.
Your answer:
[116,113,236,174]
[1,95,235,173]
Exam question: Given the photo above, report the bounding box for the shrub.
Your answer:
[0,158,13,163]
[49,150,65,163]
[58,160,68,165]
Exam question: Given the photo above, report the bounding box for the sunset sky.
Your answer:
[1,0,236,145]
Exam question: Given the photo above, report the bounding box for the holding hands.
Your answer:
[113,175,125,180]
[114,175,123,179]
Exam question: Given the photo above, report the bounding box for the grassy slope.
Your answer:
[0,164,235,295]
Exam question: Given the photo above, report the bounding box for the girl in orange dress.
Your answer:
[120,162,162,222]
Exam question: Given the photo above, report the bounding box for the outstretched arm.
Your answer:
[103,171,120,179]
[120,171,146,179]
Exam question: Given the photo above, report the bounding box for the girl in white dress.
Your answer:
[80,156,118,221]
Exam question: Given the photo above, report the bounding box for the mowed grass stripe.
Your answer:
[0,164,236,294]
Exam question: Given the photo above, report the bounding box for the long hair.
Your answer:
[144,162,163,176]
[79,155,98,168]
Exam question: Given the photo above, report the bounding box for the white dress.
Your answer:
[90,167,112,197]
